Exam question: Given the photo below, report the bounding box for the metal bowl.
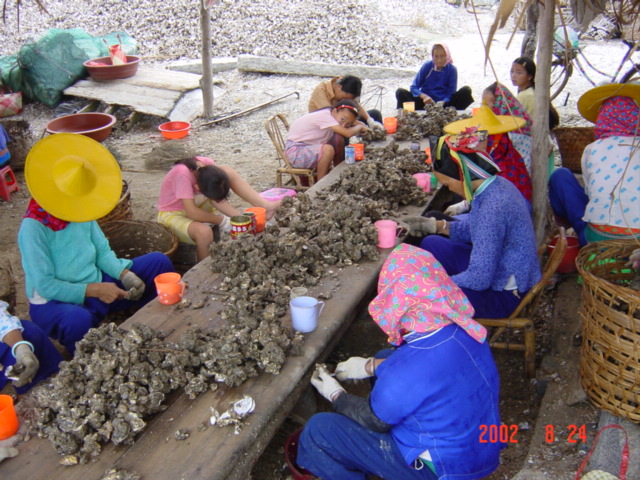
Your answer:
[83,55,141,81]
[45,113,117,142]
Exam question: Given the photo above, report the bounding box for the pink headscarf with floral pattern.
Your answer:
[368,244,486,346]
[490,83,532,136]
[594,96,640,140]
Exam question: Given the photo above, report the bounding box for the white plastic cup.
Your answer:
[290,296,325,333]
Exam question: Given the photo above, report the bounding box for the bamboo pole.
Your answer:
[200,0,214,117]
[531,0,554,247]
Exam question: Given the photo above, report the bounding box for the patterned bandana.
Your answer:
[487,134,532,202]
[368,244,486,347]
[24,198,70,232]
[594,96,640,140]
[431,135,501,201]
[490,83,532,136]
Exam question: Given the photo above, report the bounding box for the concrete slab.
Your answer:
[236,55,416,80]
[168,57,237,75]
[585,411,639,478]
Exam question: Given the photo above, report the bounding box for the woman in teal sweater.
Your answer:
[18,134,174,355]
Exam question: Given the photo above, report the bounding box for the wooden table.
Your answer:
[0,161,429,480]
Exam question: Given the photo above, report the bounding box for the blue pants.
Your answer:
[0,320,62,395]
[30,252,174,355]
[420,235,523,319]
[298,413,437,480]
[548,168,589,246]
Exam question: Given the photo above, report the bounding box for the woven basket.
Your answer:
[576,239,640,423]
[97,180,133,227]
[101,220,178,260]
[553,126,595,173]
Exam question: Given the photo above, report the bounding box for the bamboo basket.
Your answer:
[576,239,640,423]
[101,220,178,260]
[552,126,595,174]
[97,180,133,227]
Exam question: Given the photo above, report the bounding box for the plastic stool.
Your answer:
[0,166,18,201]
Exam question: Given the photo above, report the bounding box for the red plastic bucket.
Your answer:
[284,428,316,480]
[548,235,581,273]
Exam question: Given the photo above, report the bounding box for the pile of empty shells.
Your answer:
[22,152,429,462]
[24,320,304,462]
[394,106,464,141]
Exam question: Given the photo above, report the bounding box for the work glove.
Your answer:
[122,271,145,301]
[335,357,373,381]
[219,216,232,234]
[626,248,640,270]
[444,200,470,216]
[311,367,345,403]
[0,447,19,463]
[12,343,39,388]
[366,117,384,130]
[401,216,437,237]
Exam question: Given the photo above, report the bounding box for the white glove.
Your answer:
[444,200,470,216]
[335,357,373,381]
[219,216,232,234]
[13,343,39,388]
[0,447,19,463]
[122,271,145,301]
[401,216,437,237]
[366,117,384,130]
[626,249,640,270]
[311,368,345,403]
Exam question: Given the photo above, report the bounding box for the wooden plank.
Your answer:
[0,161,430,479]
[63,67,204,119]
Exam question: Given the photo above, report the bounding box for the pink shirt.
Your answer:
[286,109,339,145]
[157,156,216,211]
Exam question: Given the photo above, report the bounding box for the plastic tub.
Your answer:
[0,394,19,440]
[83,55,141,81]
[158,121,191,139]
[45,113,117,142]
[548,234,581,273]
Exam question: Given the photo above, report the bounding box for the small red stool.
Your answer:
[0,165,19,201]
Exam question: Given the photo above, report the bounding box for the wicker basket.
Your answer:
[575,239,640,422]
[97,180,133,227]
[553,126,595,174]
[101,220,178,260]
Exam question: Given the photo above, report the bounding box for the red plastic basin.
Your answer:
[45,113,117,142]
[83,55,141,81]
[159,121,191,139]
[548,234,581,274]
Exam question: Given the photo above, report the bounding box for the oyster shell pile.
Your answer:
[2,0,431,68]
[394,106,465,141]
[359,126,388,144]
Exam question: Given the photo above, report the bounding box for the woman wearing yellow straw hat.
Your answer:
[17,134,174,355]
[402,129,540,319]
[548,83,640,246]
[444,104,532,204]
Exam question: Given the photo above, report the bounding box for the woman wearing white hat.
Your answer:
[17,134,174,355]
[548,83,640,246]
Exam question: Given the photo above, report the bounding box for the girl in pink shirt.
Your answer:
[157,156,280,261]
[285,100,368,180]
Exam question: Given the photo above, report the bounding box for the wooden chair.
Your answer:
[264,114,316,191]
[476,228,568,378]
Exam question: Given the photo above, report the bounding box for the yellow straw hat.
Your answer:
[443,105,526,135]
[25,133,122,222]
[577,83,640,123]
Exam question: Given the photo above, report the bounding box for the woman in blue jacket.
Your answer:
[396,43,473,111]
[298,244,502,480]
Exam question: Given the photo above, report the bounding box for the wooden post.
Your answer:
[200,0,214,117]
[531,0,554,247]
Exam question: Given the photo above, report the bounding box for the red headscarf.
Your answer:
[24,198,70,231]
[594,96,640,140]
[490,83,532,136]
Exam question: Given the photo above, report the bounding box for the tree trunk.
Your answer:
[531,0,554,246]
[521,1,539,58]
[200,0,214,118]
